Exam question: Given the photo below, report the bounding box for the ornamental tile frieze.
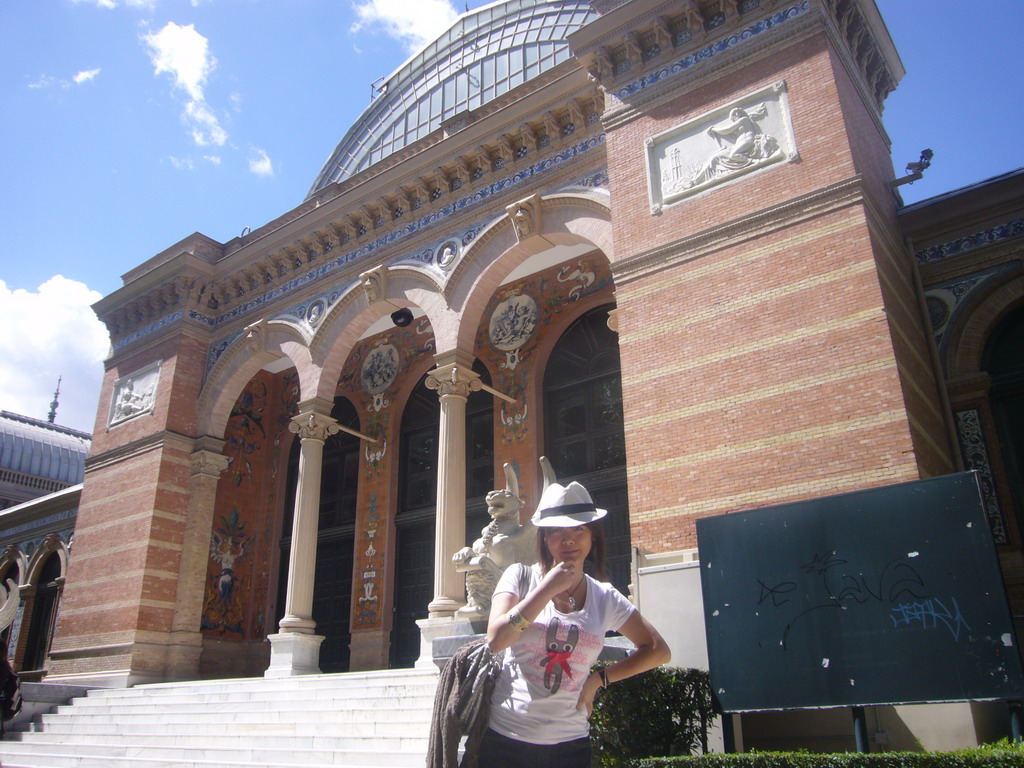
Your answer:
[923,263,1017,363]
[189,134,606,332]
[607,2,810,104]
[915,217,1024,265]
[954,409,1007,544]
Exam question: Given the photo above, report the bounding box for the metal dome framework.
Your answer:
[307,0,596,195]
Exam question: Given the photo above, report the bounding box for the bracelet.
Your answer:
[599,668,609,689]
[507,608,529,633]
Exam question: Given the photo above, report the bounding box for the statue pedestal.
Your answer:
[264,632,324,678]
[415,616,487,670]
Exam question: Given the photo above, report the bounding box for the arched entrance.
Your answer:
[985,303,1024,535]
[543,304,631,593]
[23,553,61,674]
[391,373,440,668]
[278,396,360,673]
[465,359,496,546]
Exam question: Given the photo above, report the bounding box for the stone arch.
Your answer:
[444,192,614,356]
[196,319,313,437]
[0,547,27,585]
[310,266,454,403]
[24,535,68,586]
[946,270,1024,379]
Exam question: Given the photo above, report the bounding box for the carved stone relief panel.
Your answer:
[108,361,161,427]
[645,81,797,212]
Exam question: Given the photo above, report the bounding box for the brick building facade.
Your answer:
[13,0,1022,751]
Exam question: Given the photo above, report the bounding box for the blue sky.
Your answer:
[1,0,1022,434]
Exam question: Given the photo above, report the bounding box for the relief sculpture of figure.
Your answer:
[683,104,778,191]
[453,460,556,619]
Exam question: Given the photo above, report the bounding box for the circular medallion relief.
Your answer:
[306,300,325,326]
[361,343,400,394]
[437,240,459,268]
[489,293,539,351]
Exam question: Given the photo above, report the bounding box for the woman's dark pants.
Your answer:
[477,728,592,768]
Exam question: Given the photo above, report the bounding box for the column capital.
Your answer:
[190,449,230,478]
[425,363,481,400]
[289,411,340,442]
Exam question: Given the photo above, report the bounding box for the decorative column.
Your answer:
[166,436,229,680]
[266,399,338,678]
[424,351,480,619]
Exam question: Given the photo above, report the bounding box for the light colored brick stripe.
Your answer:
[622,259,876,346]
[627,357,895,430]
[893,355,946,424]
[622,307,884,387]
[619,215,864,305]
[906,412,955,468]
[75,508,184,536]
[634,465,916,523]
[59,598,176,617]
[628,409,906,478]
[69,536,183,563]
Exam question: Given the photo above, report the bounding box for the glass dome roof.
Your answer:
[0,411,90,487]
[307,0,596,195]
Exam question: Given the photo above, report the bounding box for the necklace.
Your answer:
[566,577,585,612]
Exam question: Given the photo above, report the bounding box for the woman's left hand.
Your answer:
[575,671,604,717]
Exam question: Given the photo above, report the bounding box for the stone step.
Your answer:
[0,668,441,768]
[11,728,430,749]
[0,746,427,767]
[39,704,430,720]
[82,669,437,696]
[22,719,430,740]
[49,696,434,720]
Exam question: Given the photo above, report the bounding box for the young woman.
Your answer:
[479,479,671,768]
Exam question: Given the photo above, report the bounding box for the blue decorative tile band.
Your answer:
[610,1,809,103]
[915,217,1024,265]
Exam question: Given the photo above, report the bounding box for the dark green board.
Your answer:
[696,472,1024,713]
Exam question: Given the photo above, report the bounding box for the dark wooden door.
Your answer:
[390,514,435,668]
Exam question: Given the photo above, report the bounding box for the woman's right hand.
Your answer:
[540,559,578,594]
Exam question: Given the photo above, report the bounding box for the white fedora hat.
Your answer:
[532,481,607,527]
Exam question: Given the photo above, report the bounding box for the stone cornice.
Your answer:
[612,175,866,284]
[84,430,198,474]
[599,2,818,131]
[101,76,606,356]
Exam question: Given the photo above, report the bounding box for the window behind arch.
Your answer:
[278,396,360,672]
[465,359,495,545]
[985,304,1024,535]
[23,552,61,673]
[543,305,631,594]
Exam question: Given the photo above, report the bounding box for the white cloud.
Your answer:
[0,277,109,434]
[204,154,222,165]
[168,155,195,170]
[143,22,227,147]
[351,0,461,53]
[28,69,101,90]
[27,75,56,89]
[71,0,155,9]
[73,68,102,84]
[248,148,273,177]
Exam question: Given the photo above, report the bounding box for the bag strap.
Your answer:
[515,562,533,599]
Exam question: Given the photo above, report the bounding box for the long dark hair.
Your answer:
[537,520,607,581]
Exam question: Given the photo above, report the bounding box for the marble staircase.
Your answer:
[0,668,440,768]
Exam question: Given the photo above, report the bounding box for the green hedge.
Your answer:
[587,665,1022,768]
[589,666,716,768]
[627,740,1024,767]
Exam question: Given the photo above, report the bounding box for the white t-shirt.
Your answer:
[487,562,635,745]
